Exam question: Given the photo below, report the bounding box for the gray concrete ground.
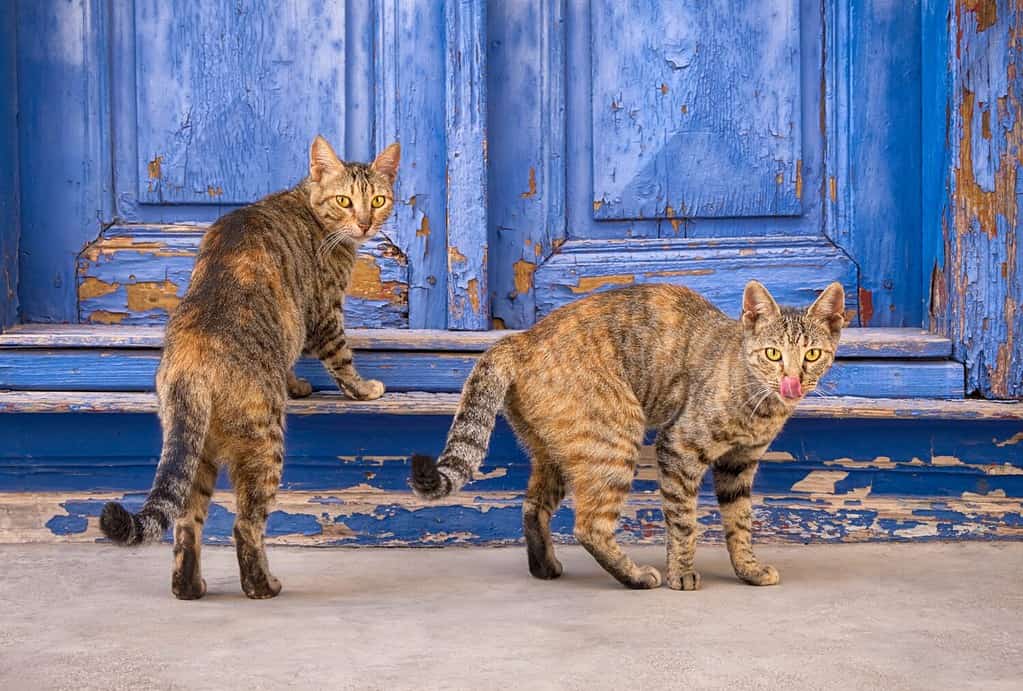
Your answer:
[0,542,1020,690]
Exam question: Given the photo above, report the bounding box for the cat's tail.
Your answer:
[100,377,212,545]
[410,341,515,499]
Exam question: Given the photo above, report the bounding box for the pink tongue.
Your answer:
[780,376,803,400]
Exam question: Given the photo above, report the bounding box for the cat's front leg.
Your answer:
[713,449,779,586]
[655,427,711,590]
[287,369,313,398]
[309,313,385,400]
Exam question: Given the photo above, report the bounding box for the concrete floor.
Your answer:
[0,543,1020,690]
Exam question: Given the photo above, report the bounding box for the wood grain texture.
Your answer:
[0,391,1017,419]
[0,324,955,358]
[445,0,490,330]
[0,0,19,328]
[487,0,566,329]
[6,490,1020,545]
[375,0,449,329]
[0,349,964,398]
[591,0,801,220]
[930,1,1023,398]
[16,0,110,322]
[133,1,346,204]
[76,225,409,328]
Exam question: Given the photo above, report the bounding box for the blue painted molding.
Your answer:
[928,1,1023,399]
[445,0,490,330]
[0,0,20,329]
[375,0,449,329]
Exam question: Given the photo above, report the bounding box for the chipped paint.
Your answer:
[86,310,127,324]
[78,277,119,300]
[512,260,535,296]
[416,215,430,238]
[995,432,1023,447]
[448,246,467,265]
[348,254,408,305]
[859,287,875,326]
[664,205,682,234]
[794,159,803,199]
[124,280,181,314]
[829,176,837,202]
[519,167,537,199]
[206,185,223,198]
[791,471,849,494]
[466,278,481,314]
[963,0,998,33]
[569,274,635,294]
[147,155,162,180]
[593,200,603,212]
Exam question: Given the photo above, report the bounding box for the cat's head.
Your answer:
[739,281,846,406]
[306,135,400,244]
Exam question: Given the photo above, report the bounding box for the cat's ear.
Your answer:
[371,142,401,183]
[741,280,781,331]
[309,135,344,182]
[807,282,846,337]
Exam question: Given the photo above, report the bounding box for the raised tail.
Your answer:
[411,342,514,499]
[100,378,211,545]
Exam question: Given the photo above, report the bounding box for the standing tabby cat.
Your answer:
[412,281,845,590]
[100,136,399,600]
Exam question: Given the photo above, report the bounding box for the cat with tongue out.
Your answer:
[411,280,846,590]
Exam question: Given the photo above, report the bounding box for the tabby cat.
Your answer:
[100,135,400,600]
[412,281,845,589]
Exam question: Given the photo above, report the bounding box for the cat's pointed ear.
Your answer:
[808,282,847,337]
[742,280,781,330]
[309,135,344,182]
[371,142,401,183]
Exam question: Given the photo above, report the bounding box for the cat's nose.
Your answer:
[358,223,371,235]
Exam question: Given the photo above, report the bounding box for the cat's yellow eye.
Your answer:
[804,348,823,362]
[764,347,782,362]
[371,195,387,209]
[336,195,352,208]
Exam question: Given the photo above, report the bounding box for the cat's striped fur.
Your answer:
[412,281,845,589]
[100,136,399,600]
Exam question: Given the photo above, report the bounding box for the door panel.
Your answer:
[591,0,802,222]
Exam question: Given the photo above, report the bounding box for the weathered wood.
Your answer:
[928,1,1023,398]
[0,349,965,398]
[16,0,110,322]
[534,237,859,318]
[487,0,566,329]
[445,0,490,330]
[0,324,955,358]
[2,391,1015,420]
[591,0,801,220]
[76,225,409,328]
[4,490,1020,545]
[0,0,19,329]
[375,0,449,329]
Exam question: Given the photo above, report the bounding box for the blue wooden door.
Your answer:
[487,0,923,329]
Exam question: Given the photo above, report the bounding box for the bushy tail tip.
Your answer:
[100,501,161,546]
[410,454,454,499]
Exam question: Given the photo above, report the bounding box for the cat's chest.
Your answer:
[713,413,787,450]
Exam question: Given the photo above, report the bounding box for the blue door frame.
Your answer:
[1,1,1021,398]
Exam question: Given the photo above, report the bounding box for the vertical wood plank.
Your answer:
[932,1,1023,399]
[445,0,490,330]
[16,0,110,322]
[0,0,20,328]
[376,0,449,329]
[487,0,566,329]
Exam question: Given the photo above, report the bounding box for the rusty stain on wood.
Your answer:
[794,159,803,199]
[78,277,119,300]
[570,274,635,294]
[660,82,668,94]
[466,278,481,314]
[829,176,837,202]
[519,167,537,199]
[593,200,603,212]
[963,0,998,32]
[859,287,875,326]
[125,280,181,314]
[147,155,162,180]
[348,255,407,305]
[512,260,535,296]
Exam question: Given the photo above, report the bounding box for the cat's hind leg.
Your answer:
[224,403,286,599]
[655,428,711,591]
[286,369,313,398]
[523,456,567,580]
[171,454,218,600]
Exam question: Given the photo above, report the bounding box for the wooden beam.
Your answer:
[0,0,18,329]
[926,1,1023,398]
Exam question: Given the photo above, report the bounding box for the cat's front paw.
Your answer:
[736,563,780,586]
[625,565,662,589]
[666,569,702,591]
[349,379,385,401]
